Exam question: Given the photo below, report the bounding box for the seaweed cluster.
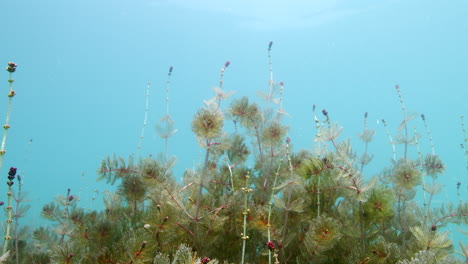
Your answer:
[1,42,468,264]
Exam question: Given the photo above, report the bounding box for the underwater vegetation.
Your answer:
[1,41,468,264]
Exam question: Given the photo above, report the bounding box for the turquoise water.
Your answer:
[1,0,467,262]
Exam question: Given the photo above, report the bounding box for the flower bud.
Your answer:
[6,62,17,73]
[267,241,275,251]
[8,167,17,177]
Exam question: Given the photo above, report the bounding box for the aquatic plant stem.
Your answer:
[359,112,370,174]
[0,65,16,174]
[461,116,468,184]
[268,41,274,98]
[195,144,210,221]
[414,126,429,221]
[421,114,435,155]
[395,84,409,159]
[241,172,251,264]
[136,83,150,157]
[381,119,397,161]
[280,140,294,252]
[194,143,211,251]
[164,67,173,160]
[267,160,282,264]
[14,175,23,264]
[317,175,321,217]
[3,185,13,256]
[225,157,235,192]
[217,62,229,107]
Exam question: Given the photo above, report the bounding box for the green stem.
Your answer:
[195,145,210,221]
[280,142,294,255]
[317,175,321,217]
[267,161,282,264]
[0,72,15,174]
[14,177,23,264]
[3,185,13,255]
[241,172,251,264]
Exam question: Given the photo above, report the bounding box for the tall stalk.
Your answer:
[395,84,409,159]
[280,139,294,246]
[0,62,17,174]
[241,172,252,264]
[3,167,17,256]
[13,174,24,264]
[136,82,150,157]
[156,66,177,162]
[267,160,283,264]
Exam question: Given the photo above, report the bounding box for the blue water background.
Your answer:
[1,0,467,254]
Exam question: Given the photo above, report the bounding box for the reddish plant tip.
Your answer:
[267,241,275,251]
[224,61,230,68]
[286,137,290,144]
[169,66,173,73]
[0,201,4,206]
[395,84,400,90]
[202,257,211,263]
[68,195,74,202]
[279,81,284,86]
[313,104,316,111]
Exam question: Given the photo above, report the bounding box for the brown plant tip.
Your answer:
[6,62,17,73]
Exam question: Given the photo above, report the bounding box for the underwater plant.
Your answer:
[2,46,468,264]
